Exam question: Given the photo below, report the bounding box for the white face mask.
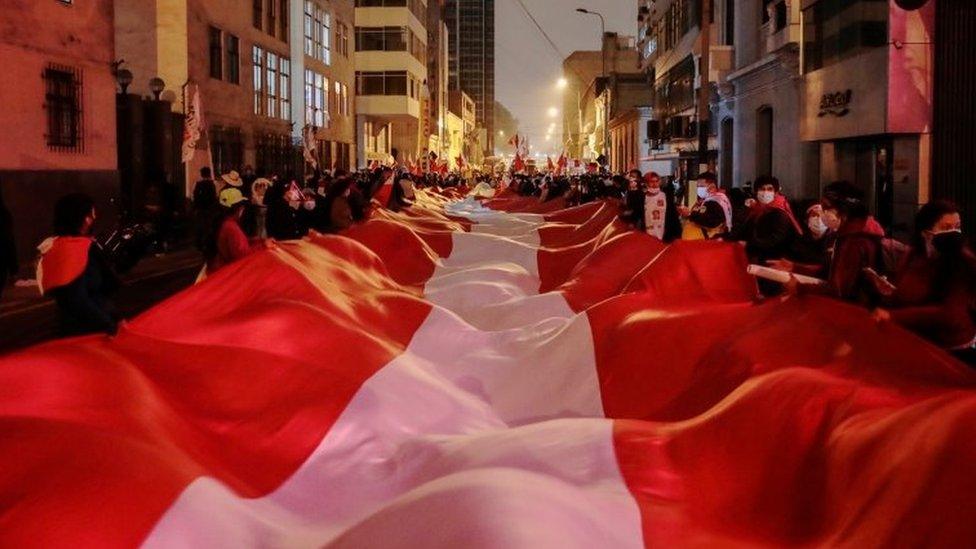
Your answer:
[757,191,775,205]
[808,216,828,237]
[822,208,842,230]
[697,186,709,199]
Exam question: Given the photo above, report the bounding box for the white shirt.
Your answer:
[644,190,667,240]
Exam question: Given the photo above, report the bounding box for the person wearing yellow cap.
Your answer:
[204,188,265,275]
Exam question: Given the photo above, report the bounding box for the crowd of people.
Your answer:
[506,167,975,364]
[15,159,976,366]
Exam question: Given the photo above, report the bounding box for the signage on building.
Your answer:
[818,89,853,117]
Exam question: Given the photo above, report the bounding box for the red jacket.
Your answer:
[891,251,976,349]
[207,217,260,274]
[828,217,885,302]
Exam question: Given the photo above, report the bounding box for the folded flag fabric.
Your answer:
[0,190,974,548]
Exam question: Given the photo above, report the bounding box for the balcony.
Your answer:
[762,0,801,55]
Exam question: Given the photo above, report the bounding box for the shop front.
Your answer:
[800,0,934,238]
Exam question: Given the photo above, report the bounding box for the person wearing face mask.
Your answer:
[790,180,886,303]
[266,181,307,240]
[678,172,732,240]
[634,172,682,242]
[739,176,802,265]
[770,203,833,278]
[873,201,976,363]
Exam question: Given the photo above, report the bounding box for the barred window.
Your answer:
[44,66,83,152]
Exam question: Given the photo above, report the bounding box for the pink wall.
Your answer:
[0,0,117,171]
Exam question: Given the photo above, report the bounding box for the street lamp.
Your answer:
[149,77,165,101]
[576,7,609,162]
[556,77,568,90]
[116,69,133,95]
[548,107,559,118]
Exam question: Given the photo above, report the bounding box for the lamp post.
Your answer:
[149,77,165,101]
[116,69,133,95]
[576,8,608,162]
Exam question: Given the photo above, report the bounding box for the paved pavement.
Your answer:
[0,249,203,354]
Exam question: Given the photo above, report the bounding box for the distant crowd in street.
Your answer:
[3,155,974,367]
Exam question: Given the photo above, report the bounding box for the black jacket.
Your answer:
[49,245,120,336]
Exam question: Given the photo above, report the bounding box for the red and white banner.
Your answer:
[0,190,974,546]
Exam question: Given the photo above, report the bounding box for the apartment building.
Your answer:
[354,0,429,166]
[444,0,494,155]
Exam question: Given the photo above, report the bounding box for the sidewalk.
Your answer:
[0,248,203,353]
[0,248,202,316]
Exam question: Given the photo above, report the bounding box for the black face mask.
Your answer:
[932,230,965,256]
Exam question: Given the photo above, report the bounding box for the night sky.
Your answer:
[495,0,634,157]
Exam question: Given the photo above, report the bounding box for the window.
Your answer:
[253,0,263,30]
[802,0,889,73]
[355,27,424,64]
[209,26,223,80]
[305,69,329,127]
[280,58,291,121]
[44,66,82,151]
[756,106,773,179]
[336,23,349,57]
[334,80,341,115]
[280,0,289,41]
[267,0,276,39]
[304,1,331,64]
[253,46,265,115]
[210,126,244,175]
[226,34,240,84]
[355,71,410,96]
[340,83,349,115]
[267,52,278,118]
[354,0,425,23]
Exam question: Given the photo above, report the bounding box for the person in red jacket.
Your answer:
[204,188,267,275]
[873,200,976,364]
[820,181,887,303]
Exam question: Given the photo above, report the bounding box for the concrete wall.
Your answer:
[0,0,119,266]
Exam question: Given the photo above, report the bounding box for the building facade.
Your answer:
[799,0,934,237]
[444,0,494,155]
[354,0,429,166]
[291,0,356,171]
[425,0,449,161]
[636,0,734,186]
[0,0,119,266]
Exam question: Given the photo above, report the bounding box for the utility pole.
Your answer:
[697,0,712,176]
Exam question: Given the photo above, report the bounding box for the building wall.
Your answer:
[0,0,119,266]
[355,2,428,166]
[444,0,493,154]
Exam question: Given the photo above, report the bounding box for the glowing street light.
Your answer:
[548,107,559,118]
[556,77,568,90]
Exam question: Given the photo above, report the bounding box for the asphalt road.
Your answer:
[0,262,200,355]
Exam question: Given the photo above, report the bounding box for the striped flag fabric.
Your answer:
[0,190,975,547]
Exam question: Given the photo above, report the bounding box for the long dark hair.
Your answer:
[913,200,976,299]
[822,180,869,221]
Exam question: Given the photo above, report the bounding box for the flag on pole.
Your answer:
[512,153,525,173]
[181,85,204,164]
[556,153,568,176]
[546,156,555,173]
[508,133,520,151]
[302,124,319,169]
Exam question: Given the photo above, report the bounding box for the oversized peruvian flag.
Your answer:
[0,190,975,546]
